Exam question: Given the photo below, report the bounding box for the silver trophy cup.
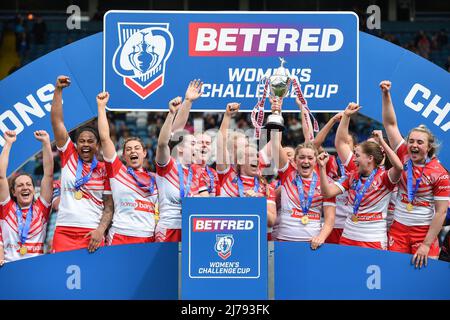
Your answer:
[265,58,291,131]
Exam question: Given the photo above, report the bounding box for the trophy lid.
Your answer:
[273,57,288,77]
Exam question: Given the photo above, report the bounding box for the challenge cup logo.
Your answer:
[113,23,174,99]
[214,234,234,260]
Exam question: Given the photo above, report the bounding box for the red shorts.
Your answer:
[108,233,155,246]
[155,228,181,242]
[52,226,105,253]
[339,236,386,250]
[325,228,343,244]
[388,220,440,257]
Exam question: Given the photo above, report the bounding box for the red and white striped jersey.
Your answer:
[393,141,450,226]
[0,196,50,262]
[217,166,276,204]
[273,162,336,241]
[155,157,208,229]
[105,153,158,238]
[56,138,112,229]
[336,168,396,242]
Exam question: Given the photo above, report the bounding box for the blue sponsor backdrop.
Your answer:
[103,11,358,111]
[275,242,450,300]
[0,13,448,174]
[0,243,178,299]
[182,198,268,300]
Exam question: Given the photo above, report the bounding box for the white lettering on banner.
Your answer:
[66,265,81,290]
[194,219,254,231]
[0,83,55,147]
[366,265,381,290]
[195,28,344,53]
[404,83,450,132]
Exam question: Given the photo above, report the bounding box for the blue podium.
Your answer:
[181,198,268,300]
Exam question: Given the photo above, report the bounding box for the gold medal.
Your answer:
[74,190,83,200]
[406,203,414,212]
[351,214,358,223]
[19,246,27,255]
[301,215,309,225]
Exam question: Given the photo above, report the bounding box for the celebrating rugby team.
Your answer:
[0,75,448,269]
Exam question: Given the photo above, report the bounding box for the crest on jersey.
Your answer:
[112,23,174,99]
[214,234,234,260]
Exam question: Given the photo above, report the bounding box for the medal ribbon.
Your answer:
[205,165,215,194]
[292,78,319,141]
[237,175,260,197]
[126,167,155,194]
[75,156,98,190]
[15,204,33,247]
[294,172,318,215]
[336,157,347,184]
[353,168,378,215]
[406,158,429,205]
[251,78,270,139]
[177,162,193,198]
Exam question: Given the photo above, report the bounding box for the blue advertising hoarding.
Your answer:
[275,242,450,300]
[182,198,268,300]
[0,243,178,300]
[103,11,358,112]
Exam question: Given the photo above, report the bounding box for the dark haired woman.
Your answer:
[0,130,53,263]
[50,75,113,253]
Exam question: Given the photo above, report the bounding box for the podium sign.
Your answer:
[182,198,267,299]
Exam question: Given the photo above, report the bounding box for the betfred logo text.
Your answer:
[193,218,254,232]
[189,23,344,56]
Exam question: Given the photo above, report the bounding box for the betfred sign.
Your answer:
[104,11,358,112]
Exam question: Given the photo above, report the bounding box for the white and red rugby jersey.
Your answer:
[105,152,158,237]
[217,166,276,203]
[393,140,450,226]
[156,157,208,229]
[273,162,336,241]
[0,196,50,262]
[56,138,112,229]
[335,168,396,243]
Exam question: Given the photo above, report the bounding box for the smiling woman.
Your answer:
[0,130,53,264]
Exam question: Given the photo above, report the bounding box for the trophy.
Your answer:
[264,57,292,131]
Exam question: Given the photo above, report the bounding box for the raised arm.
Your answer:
[372,130,403,182]
[172,79,203,133]
[335,103,360,163]
[313,113,342,149]
[317,152,343,198]
[296,97,314,143]
[156,97,182,165]
[270,99,288,169]
[33,131,54,204]
[96,92,116,160]
[0,131,16,202]
[216,103,239,172]
[380,81,403,149]
[50,76,71,148]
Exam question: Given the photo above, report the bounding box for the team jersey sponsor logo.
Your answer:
[113,23,174,99]
[214,234,234,260]
[119,199,155,212]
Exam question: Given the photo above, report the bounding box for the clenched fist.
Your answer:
[56,75,71,89]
